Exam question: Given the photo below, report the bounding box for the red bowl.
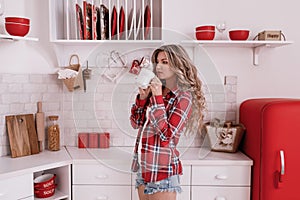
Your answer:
[229,30,250,40]
[5,22,30,37]
[195,25,215,31]
[5,17,30,25]
[34,184,56,198]
[195,30,215,40]
[34,174,56,189]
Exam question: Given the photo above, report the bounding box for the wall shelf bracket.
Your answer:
[253,45,264,66]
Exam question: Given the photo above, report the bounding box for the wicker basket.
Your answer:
[63,54,83,92]
[205,120,245,153]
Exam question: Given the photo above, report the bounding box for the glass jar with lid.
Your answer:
[47,115,60,151]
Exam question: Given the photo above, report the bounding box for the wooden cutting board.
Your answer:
[6,114,40,158]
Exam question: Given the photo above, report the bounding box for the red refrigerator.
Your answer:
[240,98,300,200]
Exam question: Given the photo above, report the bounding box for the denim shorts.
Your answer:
[135,171,182,195]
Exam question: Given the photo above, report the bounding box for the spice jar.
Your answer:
[47,115,60,151]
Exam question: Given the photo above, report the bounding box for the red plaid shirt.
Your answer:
[130,87,192,183]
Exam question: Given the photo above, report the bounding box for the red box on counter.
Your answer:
[88,133,99,148]
[78,132,110,148]
[78,133,88,148]
[99,132,110,148]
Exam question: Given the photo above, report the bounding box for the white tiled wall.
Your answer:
[0,73,237,157]
[0,74,63,156]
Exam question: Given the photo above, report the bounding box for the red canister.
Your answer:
[78,133,88,148]
[99,132,110,148]
[88,133,99,148]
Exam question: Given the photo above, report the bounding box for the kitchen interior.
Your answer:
[0,0,299,200]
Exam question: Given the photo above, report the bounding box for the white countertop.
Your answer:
[0,146,253,180]
[67,146,253,166]
[0,147,72,179]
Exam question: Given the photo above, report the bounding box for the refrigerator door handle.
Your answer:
[279,150,285,182]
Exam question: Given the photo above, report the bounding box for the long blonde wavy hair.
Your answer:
[151,44,206,134]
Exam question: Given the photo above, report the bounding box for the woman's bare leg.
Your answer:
[138,185,149,200]
[149,191,176,200]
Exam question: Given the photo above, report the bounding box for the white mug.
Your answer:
[135,68,155,89]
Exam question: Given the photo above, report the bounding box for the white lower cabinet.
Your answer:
[73,164,131,185]
[68,147,252,200]
[72,163,132,200]
[178,186,190,200]
[191,166,251,186]
[191,165,251,200]
[192,186,250,200]
[131,165,191,200]
[131,185,190,200]
[179,165,191,200]
[73,185,131,200]
[0,173,33,200]
[131,184,190,200]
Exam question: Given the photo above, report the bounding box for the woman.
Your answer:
[130,44,205,200]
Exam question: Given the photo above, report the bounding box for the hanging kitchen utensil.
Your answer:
[110,50,126,66]
[102,50,127,82]
[82,61,92,92]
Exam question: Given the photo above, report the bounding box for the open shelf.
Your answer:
[181,40,293,47]
[49,0,162,41]
[51,39,163,45]
[0,34,39,41]
[34,189,69,200]
[181,40,293,66]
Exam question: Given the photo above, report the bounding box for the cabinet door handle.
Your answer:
[97,196,108,200]
[96,174,108,179]
[215,175,228,180]
[215,197,226,200]
[279,150,285,182]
